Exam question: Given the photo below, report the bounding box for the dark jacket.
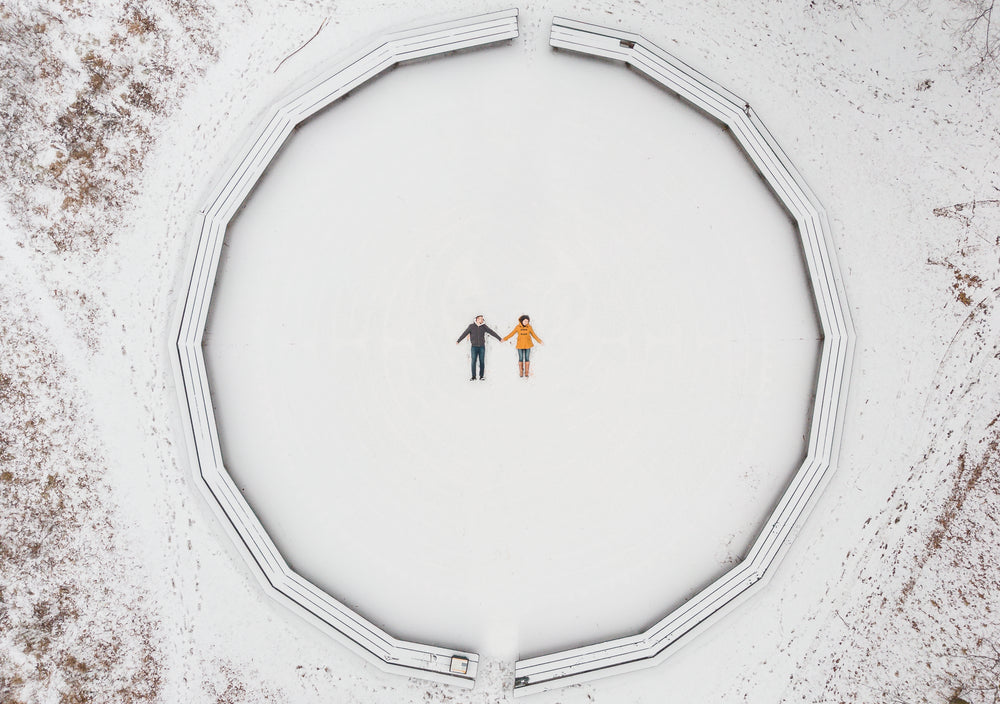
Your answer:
[457,322,502,347]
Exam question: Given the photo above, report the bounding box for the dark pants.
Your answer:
[471,346,485,378]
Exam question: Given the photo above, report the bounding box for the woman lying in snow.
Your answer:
[502,315,543,378]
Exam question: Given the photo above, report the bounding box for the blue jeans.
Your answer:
[471,346,485,378]
[518,348,531,362]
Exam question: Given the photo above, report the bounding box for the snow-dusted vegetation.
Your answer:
[2,0,999,702]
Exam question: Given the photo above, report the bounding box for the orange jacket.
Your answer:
[502,323,542,349]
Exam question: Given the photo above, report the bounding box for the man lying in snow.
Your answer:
[456,315,502,381]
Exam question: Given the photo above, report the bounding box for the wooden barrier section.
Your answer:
[171,9,519,689]
[511,17,856,696]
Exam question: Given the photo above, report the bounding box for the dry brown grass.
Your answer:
[927,257,987,307]
[0,0,218,255]
[0,286,162,703]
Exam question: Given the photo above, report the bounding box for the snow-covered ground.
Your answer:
[204,27,819,660]
[2,0,999,702]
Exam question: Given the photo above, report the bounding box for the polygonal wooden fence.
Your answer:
[171,9,855,695]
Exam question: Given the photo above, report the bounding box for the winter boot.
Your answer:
[524,361,530,378]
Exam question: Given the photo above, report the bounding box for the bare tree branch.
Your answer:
[959,0,999,72]
[274,17,328,73]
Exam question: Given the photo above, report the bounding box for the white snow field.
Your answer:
[202,10,820,664]
[4,0,1000,702]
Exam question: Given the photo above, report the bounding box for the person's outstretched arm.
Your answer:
[485,325,502,342]
[501,326,517,342]
[529,326,543,344]
[456,324,472,344]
